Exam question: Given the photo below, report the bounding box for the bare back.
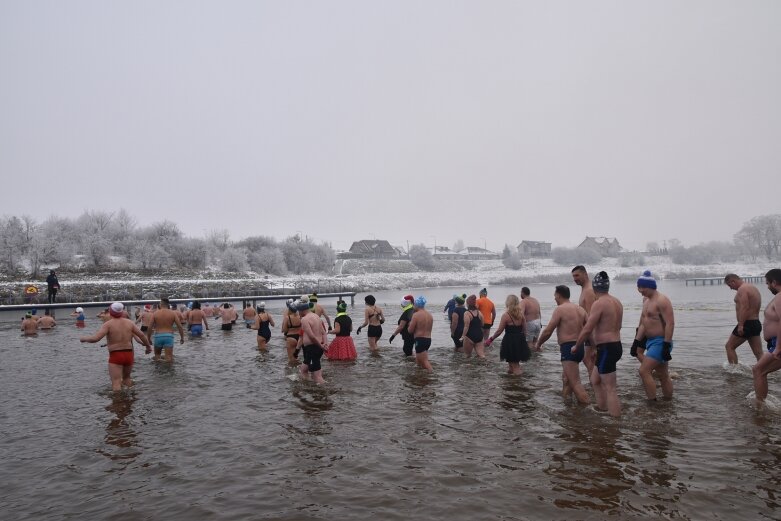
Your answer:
[189,309,206,327]
[579,286,597,314]
[91,318,148,352]
[408,309,434,339]
[521,296,541,322]
[589,294,623,344]
[301,312,325,346]
[553,302,586,344]
[153,308,180,333]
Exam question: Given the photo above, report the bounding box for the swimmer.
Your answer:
[356,295,384,354]
[573,271,623,417]
[476,288,496,342]
[488,295,530,376]
[633,271,675,401]
[150,296,185,362]
[572,265,598,374]
[80,302,152,391]
[253,302,275,351]
[536,285,589,404]
[443,295,457,322]
[449,294,466,352]
[137,304,155,343]
[70,307,86,328]
[752,269,781,403]
[188,301,209,336]
[390,294,416,357]
[281,299,303,365]
[37,310,57,330]
[298,298,328,384]
[21,312,38,336]
[407,296,434,372]
[243,303,257,329]
[309,293,333,331]
[462,295,486,358]
[724,273,763,364]
[520,287,542,350]
[218,303,238,331]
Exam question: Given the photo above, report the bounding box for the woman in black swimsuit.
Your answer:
[356,295,384,354]
[462,295,486,358]
[281,300,302,365]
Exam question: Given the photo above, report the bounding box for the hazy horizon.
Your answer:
[2,1,779,252]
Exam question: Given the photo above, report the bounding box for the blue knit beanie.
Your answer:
[637,270,657,290]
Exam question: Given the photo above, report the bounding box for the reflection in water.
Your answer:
[498,375,536,418]
[99,392,141,464]
[546,413,634,514]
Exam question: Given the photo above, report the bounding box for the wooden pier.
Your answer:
[685,276,765,286]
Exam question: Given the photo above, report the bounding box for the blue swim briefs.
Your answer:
[154,332,175,348]
[768,337,778,354]
[560,341,583,363]
[644,336,672,363]
[190,324,203,336]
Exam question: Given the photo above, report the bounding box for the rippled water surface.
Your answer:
[2,281,781,520]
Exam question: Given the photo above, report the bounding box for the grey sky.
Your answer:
[1,1,779,252]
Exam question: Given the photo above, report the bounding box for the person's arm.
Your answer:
[407,314,418,338]
[736,289,749,336]
[357,308,369,334]
[661,298,675,343]
[574,304,601,352]
[331,320,341,335]
[487,313,507,344]
[491,305,496,324]
[252,315,260,330]
[536,309,560,348]
[175,316,185,344]
[80,322,110,343]
[131,324,152,353]
[321,308,332,330]
[450,312,458,336]
[282,316,290,335]
[269,315,276,328]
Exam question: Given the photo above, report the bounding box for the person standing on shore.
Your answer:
[633,271,675,401]
[520,287,542,351]
[752,269,781,404]
[536,285,589,404]
[572,265,597,375]
[407,296,434,372]
[724,273,763,364]
[390,294,416,357]
[476,288,496,343]
[80,302,151,391]
[573,271,623,417]
[46,270,59,304]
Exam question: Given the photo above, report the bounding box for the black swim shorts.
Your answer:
[732,319,762,339]
[415,338,432,354]
[596,342,622,374]
[367,325,382,338]
[302,344,324,372]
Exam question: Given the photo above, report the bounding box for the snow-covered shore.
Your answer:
[1,257,775,299]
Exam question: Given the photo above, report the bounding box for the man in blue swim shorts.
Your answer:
[752,269,781,403]
[574,271,623,417]
[633,271,675,401]
[151,296,185,363]
[536,285,590,404]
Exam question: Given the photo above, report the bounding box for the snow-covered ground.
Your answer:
[2,256,775,294]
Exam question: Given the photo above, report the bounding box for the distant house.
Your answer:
[517,241,551,258]
[458,246,500,260]
[431,246,465,260]
[577,236,622,257]
[347,239,399,259]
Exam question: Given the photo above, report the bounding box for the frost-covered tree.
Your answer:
[249,247,288,275]
[220,247,249,272]
[410,243,435,270]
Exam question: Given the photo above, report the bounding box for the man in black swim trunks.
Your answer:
[724,274,764,364]
[574,271,623,417]
[407,296,433,372]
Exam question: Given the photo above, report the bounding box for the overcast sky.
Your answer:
[1,1,778,252]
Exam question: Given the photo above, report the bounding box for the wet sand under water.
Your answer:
[1,281,780,520]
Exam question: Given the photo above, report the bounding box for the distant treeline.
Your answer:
[0,210,334,277]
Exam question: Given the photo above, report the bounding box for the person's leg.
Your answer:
[368,337,378,353]
[752,354,781,402]
[416,351,433,372]
[474,341,486,359]
[122,365,133,387]
[164,347,174,363]
[639,357,661,399]
[153,347,162,361]
[257,335,264,350]
[312,348,326,384]
[601,372,621,417]
[509,361,522,375]
[108,363,123,391]
[748,336,764,362]
[482,326,491,343]
[561,368,572,399]
[655,363,673,399]
[590,368,607,411]
[583,346,595,376]
[564,361,589,404]
[725,334,746,365]
[463,338,474,358]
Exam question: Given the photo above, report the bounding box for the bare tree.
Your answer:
[735,214,781,260]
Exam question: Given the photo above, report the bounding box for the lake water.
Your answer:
[1,280,780,520]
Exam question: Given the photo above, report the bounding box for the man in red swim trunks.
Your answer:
[80,302,152,391]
